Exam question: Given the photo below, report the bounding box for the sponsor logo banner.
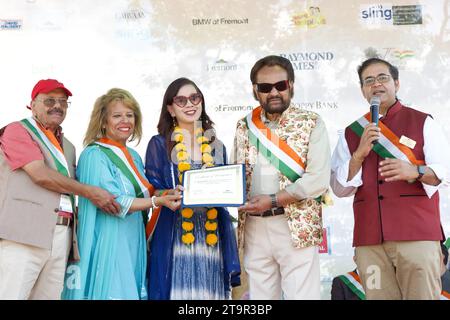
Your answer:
[214,105,253,113]
[192,17,249,26]
[360,4,423,26]
[206,59,238,72]
[0,19,22,30]
[291,6,326,28]
[393,5,422,25]
[280,52,334,71]
[364,47,415,69]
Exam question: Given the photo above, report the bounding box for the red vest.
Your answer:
[345,101,443,246]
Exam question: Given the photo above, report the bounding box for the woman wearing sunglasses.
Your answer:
[144,78,240,300]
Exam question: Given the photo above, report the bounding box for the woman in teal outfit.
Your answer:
[62,88,181,300]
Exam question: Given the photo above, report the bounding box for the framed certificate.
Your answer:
[182,164,246,207]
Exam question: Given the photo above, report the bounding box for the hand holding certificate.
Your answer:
[182,164,246,207]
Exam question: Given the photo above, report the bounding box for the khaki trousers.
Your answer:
[243,214,320,300]
[0,225,71,300]
[355,240,442,300]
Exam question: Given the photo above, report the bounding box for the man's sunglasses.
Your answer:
[172,93,203,108]
[256,80,289,93]
[35,97,71,108]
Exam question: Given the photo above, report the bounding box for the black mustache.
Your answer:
[47,109,64,115]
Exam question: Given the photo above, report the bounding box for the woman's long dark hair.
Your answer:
[157,77,215,160]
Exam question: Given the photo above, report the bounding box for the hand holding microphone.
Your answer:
[370,96,381,144]
[353,96,381,162]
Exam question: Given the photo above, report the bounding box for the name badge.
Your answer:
[59,194,73,213]
[399,135,416,149]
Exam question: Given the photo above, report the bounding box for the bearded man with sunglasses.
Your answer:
[0,79,120,299]
[232,55,331,299]
[330,57,450,299]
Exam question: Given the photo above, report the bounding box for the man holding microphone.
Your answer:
[330,57,450,299]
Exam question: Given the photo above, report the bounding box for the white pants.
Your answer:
[0,225,71,300]
[243,214,320,300]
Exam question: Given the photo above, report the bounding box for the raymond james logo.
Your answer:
[0,19,22,30]
[280,52,334,71]
[292,6,326,28]
[361,4,422,25]
[214,105,253,112]
[192,17,249,26]
[207,59,238,72]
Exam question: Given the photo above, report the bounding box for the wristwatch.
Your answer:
[269,194,278,208]
[417,165,426,180]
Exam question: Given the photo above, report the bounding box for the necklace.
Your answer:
[174,126,218,246]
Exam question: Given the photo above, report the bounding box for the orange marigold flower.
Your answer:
[206,233,218,246]
[174,133,184,143]
[182,221,194,232]
[178,162,190,172]
[181,208,194,218]
[205,221,217,231]
[206,208,218,220]
[200,144,212,153]
[177,151,189,161]
[175,143,187,151]
[202,153,213,163]
[182,233,195,245]
[197,136,209,144]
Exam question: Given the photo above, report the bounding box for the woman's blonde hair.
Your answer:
[83,88,143,146]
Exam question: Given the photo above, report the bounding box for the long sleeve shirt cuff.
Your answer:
[115,195,134,218]
[422,163,448,198]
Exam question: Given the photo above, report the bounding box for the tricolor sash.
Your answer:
[349,113,425,165]
[21,117,75,212]
[441,290,450,300]
[93,138,159,240]
[245,106,306,182]
[21,117,71,177]
[338,271,366,300]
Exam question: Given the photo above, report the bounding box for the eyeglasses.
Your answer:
[256,80,289,93]
[172,93,203,108]
[362,74,391,87]
[35,97,71,108]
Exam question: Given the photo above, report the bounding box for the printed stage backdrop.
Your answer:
[1,0,449,299]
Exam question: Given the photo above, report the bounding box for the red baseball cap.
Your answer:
[31,79,72,100]
[27,79,72,109]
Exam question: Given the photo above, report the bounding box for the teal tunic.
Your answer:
[62,145,147,300]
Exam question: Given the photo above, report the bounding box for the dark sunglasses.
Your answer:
[256,80,289,93]
[172,93,203,108]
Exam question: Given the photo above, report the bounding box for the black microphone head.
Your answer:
[370,96,381,107]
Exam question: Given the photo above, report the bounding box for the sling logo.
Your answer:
[361,4,392,22]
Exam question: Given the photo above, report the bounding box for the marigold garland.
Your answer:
[175,126,218,247]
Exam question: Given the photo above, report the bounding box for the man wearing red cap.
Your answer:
[0,79,121,299]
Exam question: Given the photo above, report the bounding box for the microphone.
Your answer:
[370,96,380,144]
